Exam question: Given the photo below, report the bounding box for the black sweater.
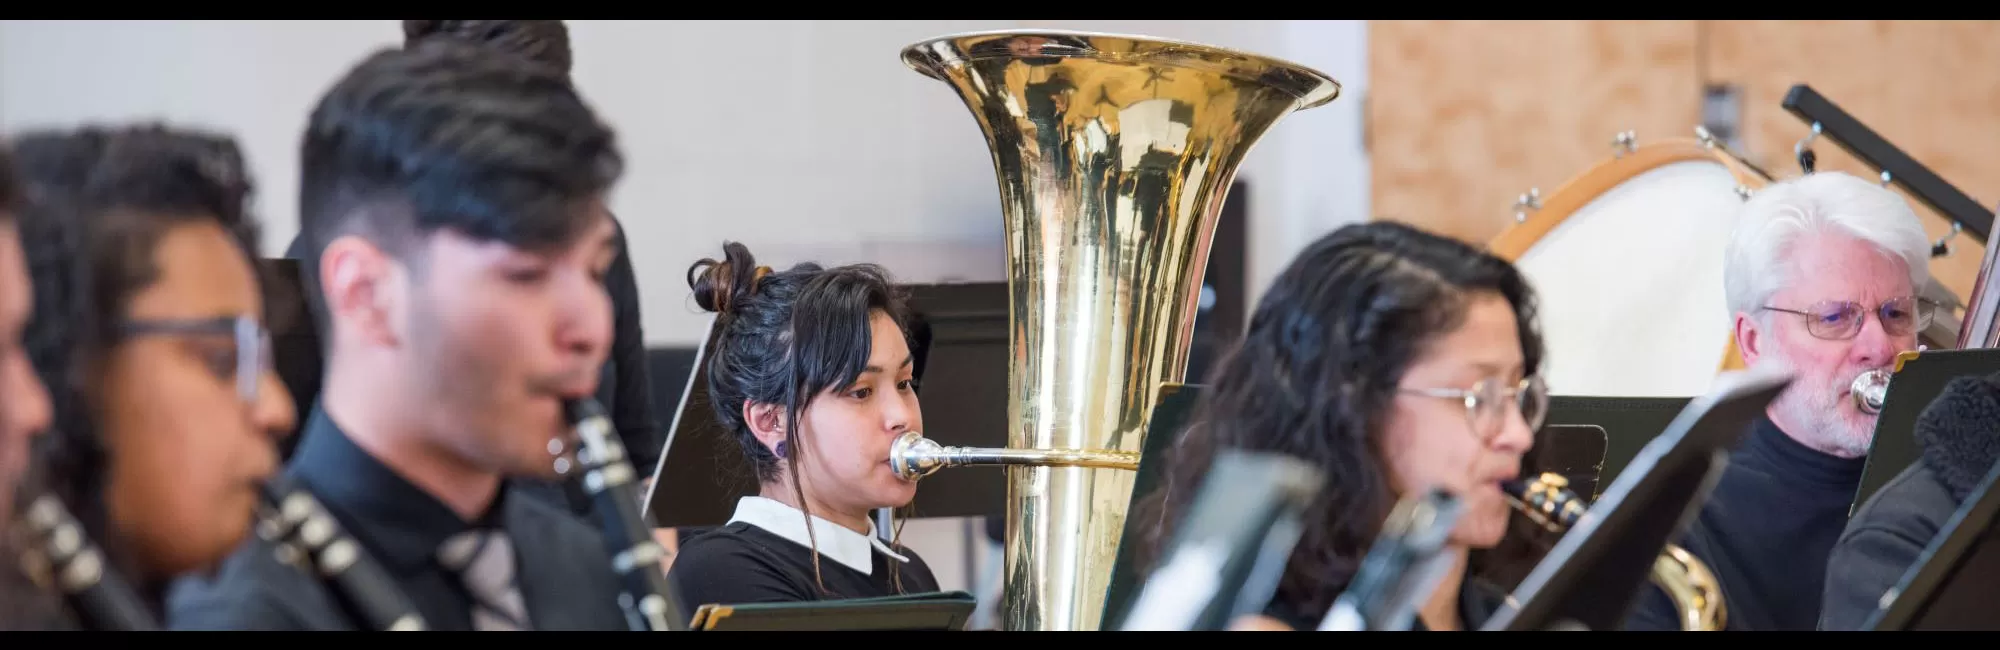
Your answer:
[1622,415,1865,630]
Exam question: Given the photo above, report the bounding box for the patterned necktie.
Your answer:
[437,529,532,631]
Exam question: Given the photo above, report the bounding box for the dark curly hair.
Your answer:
[296,39,621,331]
[1131,220,1545,625]
[7,124,264,602]
[686,241,917,596]
[401,20,572,77]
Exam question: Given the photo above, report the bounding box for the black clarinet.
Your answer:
[257,474,427,631]
[559,397,687,631]
[12,492,160,630]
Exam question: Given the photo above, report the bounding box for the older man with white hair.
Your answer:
[1622,171,1936,631]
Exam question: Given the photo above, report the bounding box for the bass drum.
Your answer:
[1489,130,1770,398]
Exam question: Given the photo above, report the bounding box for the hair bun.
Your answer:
[688,241,771,315]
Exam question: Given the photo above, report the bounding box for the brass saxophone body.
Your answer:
[1503,472,1727,631]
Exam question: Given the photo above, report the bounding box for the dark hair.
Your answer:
[9,124,264,596]
[1133,220,1545,623]
[687,241,915,595]
[0,145,16,215]
[401,20,573,77]
[297,40,620,336]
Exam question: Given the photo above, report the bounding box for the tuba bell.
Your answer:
[893,31,1340,631]
[1504,472,1727,631]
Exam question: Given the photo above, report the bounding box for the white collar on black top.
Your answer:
[728,496,909,575]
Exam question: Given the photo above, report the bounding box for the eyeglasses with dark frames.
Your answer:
[114,315,273,406]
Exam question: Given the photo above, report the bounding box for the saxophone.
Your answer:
[1503,472,1727,631]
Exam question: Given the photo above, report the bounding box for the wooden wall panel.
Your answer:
[1367,20,1701,244]
[1706,20,2000,317]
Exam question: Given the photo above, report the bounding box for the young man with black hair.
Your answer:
[281,21,663,515]
[166,41,633,631]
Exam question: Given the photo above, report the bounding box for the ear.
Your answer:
[743,401,786,452]
[1734,311,1764,367]
[320,235,402,348]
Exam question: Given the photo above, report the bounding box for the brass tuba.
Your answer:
[891,31,1340,631]
[1504,472,1727,631]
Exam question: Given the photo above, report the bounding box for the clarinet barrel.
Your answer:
[13,493,160,630]
[257,474,427,631]
[563,397,687,631]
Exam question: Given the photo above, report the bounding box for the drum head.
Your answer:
[1504,144,1764,398]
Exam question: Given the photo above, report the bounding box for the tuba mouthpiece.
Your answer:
[1851,368,1892,415]
[886,431,1144,482]
[890,431,950,481]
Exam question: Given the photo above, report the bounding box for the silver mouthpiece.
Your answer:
[886,431,1143,481]
[1850,368,1892,415]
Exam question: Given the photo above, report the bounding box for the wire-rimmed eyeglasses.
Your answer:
[1397,375,1549,443]
[1761,296,1938,341]
[114,314,274,406]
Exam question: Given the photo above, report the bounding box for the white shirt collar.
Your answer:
[727,496,910,575]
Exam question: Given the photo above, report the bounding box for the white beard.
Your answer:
[1760,346,1878,459]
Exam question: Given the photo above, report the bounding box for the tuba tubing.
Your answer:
[12,493,160,630]
[557,397,687,632]
[257,474,427,631]
[1502,473,1727,631]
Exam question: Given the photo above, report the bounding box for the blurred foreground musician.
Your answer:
[1820,372,2000,629]
[1623,172,1935,631]
[7,126,297,628]
[165,42,632,630]
[0,145,63,630]
[1134,222,1546,631]
[279,20,664,518]
[668,242,941,607]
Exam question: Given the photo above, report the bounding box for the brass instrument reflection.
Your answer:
[897,30,1339,631]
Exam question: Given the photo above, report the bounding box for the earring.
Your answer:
[774,441,788,459]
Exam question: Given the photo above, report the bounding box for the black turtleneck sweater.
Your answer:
[1622,415,1866,631]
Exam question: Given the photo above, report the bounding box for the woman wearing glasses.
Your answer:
[11,125,294,624]
[1133,220,1547,632]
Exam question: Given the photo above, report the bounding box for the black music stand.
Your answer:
[643,282,1012,528]
[1864,459,2000,630]
[1469,424,1609,592]
[1111,449,1326,631]
[1545,396,1694,488]
[1481,368,1793,631]
[1853,348,2000,514]
[686,590,978,631]
[1100,382,1206,626]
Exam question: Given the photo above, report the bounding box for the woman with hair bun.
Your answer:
[667,242,942,607]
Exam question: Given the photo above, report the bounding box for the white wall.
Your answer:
[0,19,1369,347]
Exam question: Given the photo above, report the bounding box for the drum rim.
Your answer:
[1487,135,1772,379]
[1488,136,1770,262]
